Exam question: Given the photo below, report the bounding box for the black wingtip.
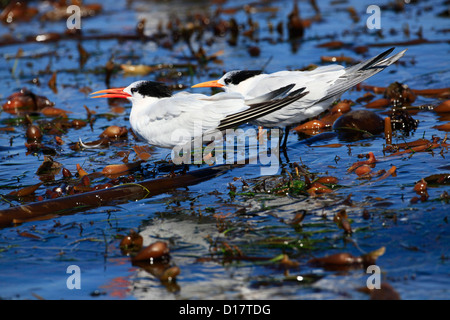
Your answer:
[244,83,296,105]
[269,83,296,99]
[359,47,396,71]
[287,87,306,98]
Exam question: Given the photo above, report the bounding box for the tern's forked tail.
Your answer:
[322,47,407,102]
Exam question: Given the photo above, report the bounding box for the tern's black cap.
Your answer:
[131,81,172,98]
[224,70,262,85]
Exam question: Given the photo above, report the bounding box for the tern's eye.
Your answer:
[224,78,231,85]
[131,88,138,94]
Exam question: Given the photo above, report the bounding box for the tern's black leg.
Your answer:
[281,125,291,150]
[278,128,284,148]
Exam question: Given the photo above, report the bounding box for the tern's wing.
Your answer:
[215,87,308,132]
[134,93,247,147]
[155,86,304,132]
[145,92,208,121]
[146,92,248,133]
[244,84,295,105]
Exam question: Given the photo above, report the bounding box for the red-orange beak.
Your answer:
[90,87,131,99]
[191,80,224,88]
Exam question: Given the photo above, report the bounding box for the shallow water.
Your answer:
[0,0,449,300]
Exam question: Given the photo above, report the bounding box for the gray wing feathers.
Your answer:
[245,84,295,104]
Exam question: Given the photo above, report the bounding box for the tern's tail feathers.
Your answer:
[322,47,407,102]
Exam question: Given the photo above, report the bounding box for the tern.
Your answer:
[192,47,406,147]
[91,80,308,149]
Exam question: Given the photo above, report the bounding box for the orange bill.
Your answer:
[90,87,130,99]
[191,80,224,88]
